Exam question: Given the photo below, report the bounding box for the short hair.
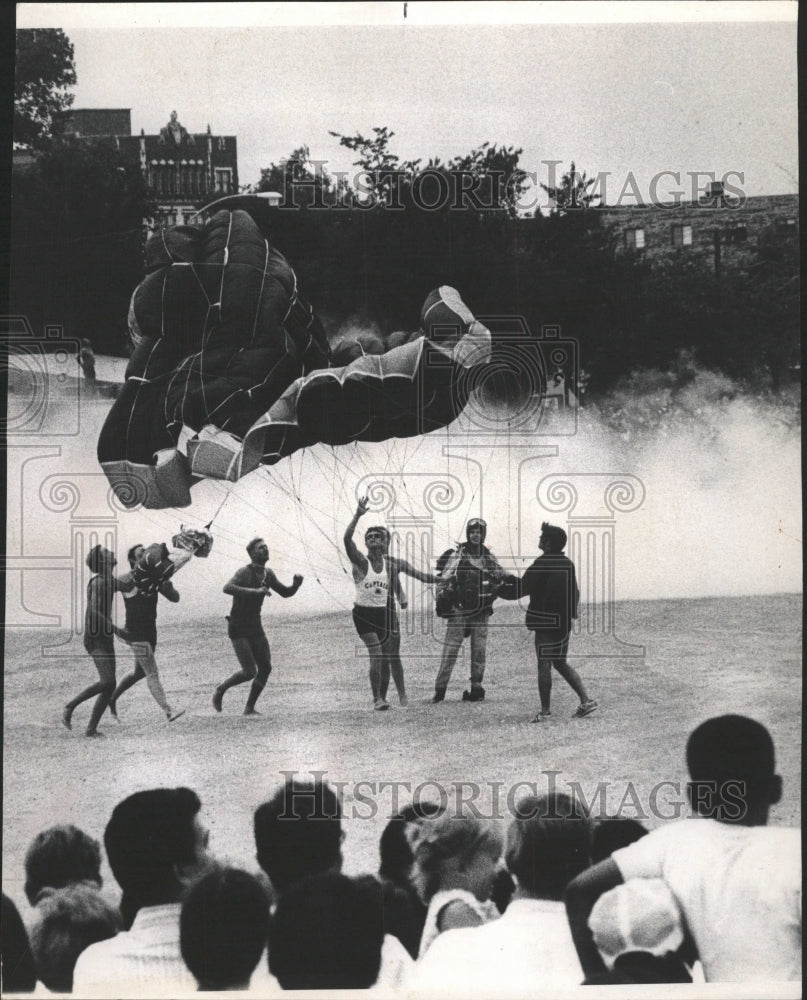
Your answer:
[505,794,591,899]
[246,537,265,558]
[24,824,103,906]
[407,812,503,903]
[591,819,648,864]
[686,715,776,816]
[85,544,107,574]
[269,873,384,990]
[29,884,121,993]
[378,801,445,886]
[540,522,567,552]
[104,788,202,924]
[364,525,390,544]
[180,868,270,990]
[126,544,144,567]
[254,780,343,895]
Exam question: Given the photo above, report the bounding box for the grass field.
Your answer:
[3,592,801,929]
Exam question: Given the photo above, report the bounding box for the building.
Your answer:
[53,108,239,226]
[596,184,798,274]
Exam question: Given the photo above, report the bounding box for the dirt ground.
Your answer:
[3,593,801,924]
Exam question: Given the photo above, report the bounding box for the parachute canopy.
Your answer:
[98,210,491,510]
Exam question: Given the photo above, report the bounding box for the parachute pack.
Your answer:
[98,209,492,510]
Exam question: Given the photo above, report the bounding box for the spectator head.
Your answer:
[24,824,103,907]
[254,779,343,896]
[81,339,93,349]
[686,715,781,825]
[180,868,270,991]
[407,811,503,904]
[104,788,211,927]
[588,878,685,972]
[539,522,567,553]
[591,818,648,864]
[269,873,384,990]
[29,884,121,993]
[505,793,591,900]
[378,801,444,886]
[1,893,37,993]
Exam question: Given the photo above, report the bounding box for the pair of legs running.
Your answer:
[63,646,116,738]
[361,628,408,710]
[531,630,597,723]
[110,641,184,722]
[213,632,272,715]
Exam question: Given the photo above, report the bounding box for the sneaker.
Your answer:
[374,699,390,711]
[399,695,409,707]
[429,689,446,704]
[573,700,598,718]
[530,710,552,723]
[462,685,486,702]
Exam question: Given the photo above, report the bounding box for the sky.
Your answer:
[16,2,799,204]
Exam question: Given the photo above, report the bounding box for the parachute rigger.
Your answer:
[101,449,193,510]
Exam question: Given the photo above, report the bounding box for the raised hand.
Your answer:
[293,574,304,587]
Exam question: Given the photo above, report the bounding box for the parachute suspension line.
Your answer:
[248,239,271,348]
[205,486,232,531]
[126,336,163,454]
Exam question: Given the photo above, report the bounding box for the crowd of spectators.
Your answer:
[1,714,800,995]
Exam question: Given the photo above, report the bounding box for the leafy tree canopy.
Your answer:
[14,28,77,149]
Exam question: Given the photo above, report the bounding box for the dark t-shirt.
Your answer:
[515,553,579,635]
[226,564,299,638]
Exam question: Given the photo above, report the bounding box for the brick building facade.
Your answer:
[53,108,239,227]
[597,187,798,274]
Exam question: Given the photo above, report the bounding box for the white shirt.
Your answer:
[612,818,801,983]
[71,902,196,997]
[412,897,583,994]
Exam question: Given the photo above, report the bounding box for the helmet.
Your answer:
[465,518,487,543]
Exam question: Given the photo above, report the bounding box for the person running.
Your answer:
[344,498,443,711]
[501,522,596,722]
[213,539,303,715]
[429,518,508,704]
[63,545,132,738]
[108,544,186,723]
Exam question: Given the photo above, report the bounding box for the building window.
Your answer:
[214,167,233,194]
[726,223,747,244]
[218,137,226,151]
[625,227,645,249]
[776,218,798,235]
[672,224,693,247]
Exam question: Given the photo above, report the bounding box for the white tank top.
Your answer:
[354,559,390,607]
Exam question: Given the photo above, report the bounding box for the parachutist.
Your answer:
[344,498,443,710]
[431,519,509,703]
[214,537,303,715]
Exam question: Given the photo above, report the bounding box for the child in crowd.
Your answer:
[408,810,503,956]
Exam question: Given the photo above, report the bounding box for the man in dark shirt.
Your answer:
[503,522,596,722]
[213,538,303,715]
[109,544,185,723]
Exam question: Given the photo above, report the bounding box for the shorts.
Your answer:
[84,636,114,657]
[352,603,398,645]
[227,616,265,642]
[128,630,158,650]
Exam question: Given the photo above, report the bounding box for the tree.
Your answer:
[10,138,153,352]
[251,145,349,209]
[14,28,76,149]
[540,161,601,214]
